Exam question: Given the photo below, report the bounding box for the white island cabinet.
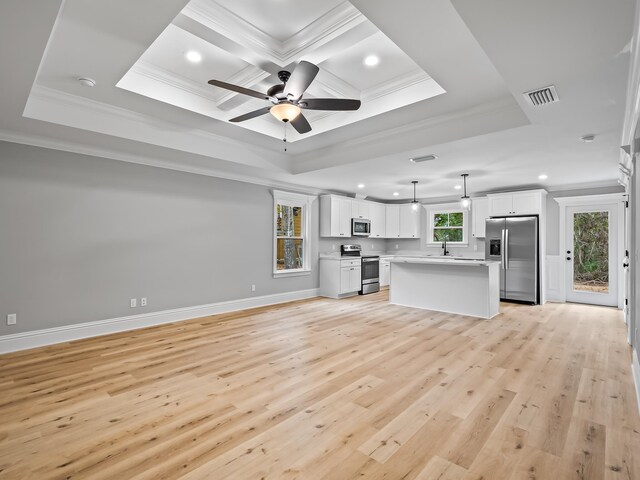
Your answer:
[389,258,500,319]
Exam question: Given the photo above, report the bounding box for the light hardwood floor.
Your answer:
[0,292,638,479]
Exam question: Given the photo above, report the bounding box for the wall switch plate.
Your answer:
[140,297,147,307]
[474,244,478,251]
[7,314,16,325]
[395,244,399,249]
[130,298,137,308]
[332,244,336,250]
[251,284,256,292]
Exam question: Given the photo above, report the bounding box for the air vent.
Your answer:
[409,154,438,163]
[523,85,559,106]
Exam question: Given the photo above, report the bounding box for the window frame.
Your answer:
[273,190,313,277]
[426,202,469,246]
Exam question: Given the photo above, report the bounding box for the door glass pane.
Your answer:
[276,239,303,270]
[573,211,609,293]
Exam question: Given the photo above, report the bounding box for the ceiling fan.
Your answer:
[207,61,361,135]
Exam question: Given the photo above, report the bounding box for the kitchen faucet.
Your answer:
[442,238,450,256]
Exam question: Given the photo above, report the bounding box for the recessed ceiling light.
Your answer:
[454,185,462,190]
[538,174,548,180]
[580,134,595,143]
[77,77,96,87]
[186,51,202,63]
[357,183,365,189]
[392,192,399,196]
[364,55,379,67]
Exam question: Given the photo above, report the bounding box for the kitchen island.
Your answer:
[389,257,500,319]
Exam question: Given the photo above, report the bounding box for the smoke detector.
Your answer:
[523,85,559,106]
[77,77,96,87]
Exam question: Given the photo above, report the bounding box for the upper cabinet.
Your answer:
[487,190,546,217]
[472,197,489,238]
[385,204,420,238]
[320,195,352,237]
[369,202,386,238]
[384,205,400,238]
[351,200,370,220]
[399,205,421,238]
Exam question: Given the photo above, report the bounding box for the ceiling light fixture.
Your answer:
[538,174,548,180]
[409,154,438,163]
[77,77,96,87]
[460,173,471,210]
[410,181,420,211]
[364,55,380,67]
[580,134,595,143]
[185,51,202,63]
[270,103,301,122]
[454,185,462,190]
[357,183,365,189]
[392,192,399,196]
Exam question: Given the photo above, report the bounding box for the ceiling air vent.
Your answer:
[523,85,559,106]
[409,154,438,163]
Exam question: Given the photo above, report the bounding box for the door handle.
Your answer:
[623,263,629,268]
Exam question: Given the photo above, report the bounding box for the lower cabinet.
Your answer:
[319,258,362,298]
[380,259,391,287]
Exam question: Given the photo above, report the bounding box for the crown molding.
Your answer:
[0,129,325,196]
[182,0,365,65]
[362,69,435,103]
[24,85,288,168]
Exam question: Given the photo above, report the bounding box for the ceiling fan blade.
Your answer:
[301,98,361,111]
[229,107,272,122]
[208,79,269,100]
[290,112,312,134]
[284,61,319,100]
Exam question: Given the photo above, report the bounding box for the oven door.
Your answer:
[352,218,371,237]
[361,258,379,284]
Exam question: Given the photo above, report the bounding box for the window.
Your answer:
[427,203,468,244]
[273,190,312,276]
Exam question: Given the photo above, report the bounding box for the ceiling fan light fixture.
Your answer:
[270,103,301,122]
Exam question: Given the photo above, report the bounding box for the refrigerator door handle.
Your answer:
[505,228,509,270]
[501,228,506,269]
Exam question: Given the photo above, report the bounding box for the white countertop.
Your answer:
[389,257,499,267]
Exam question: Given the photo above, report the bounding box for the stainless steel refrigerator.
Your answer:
[485,216,539,304]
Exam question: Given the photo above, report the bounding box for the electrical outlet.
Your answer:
[251,284,256,292]
[371,243,374,250]
[473,244,478,251]
[7,314,16,325]
[140,297,147,307]
[395,244,399,249]
[130,298,137,308]
[332,244,336,250]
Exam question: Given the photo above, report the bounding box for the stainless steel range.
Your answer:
[340,244,380,295]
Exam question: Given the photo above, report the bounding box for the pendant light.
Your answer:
[410,180,420,211]
[460,173,471,210]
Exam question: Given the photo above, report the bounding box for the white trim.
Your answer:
[545,255,563,302]
[425,202,469,245]
[633,349,640,416]
[557,194,626,306]
[273,190,315,275]
[0,288,320,355]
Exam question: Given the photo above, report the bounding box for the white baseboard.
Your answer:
[633,348,640,416]
[0,288,319,354]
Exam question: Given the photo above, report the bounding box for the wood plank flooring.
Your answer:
[0,292,638,479]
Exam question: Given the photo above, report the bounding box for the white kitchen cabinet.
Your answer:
[380,258,391,287]
[399,204,421,238]
[319,258,361,298]
[369,202,386,238]
[487,190,545,216]
[320,195,352,237]
[351,200,370,220]
[385,205,400,238]
[472,197,489,238]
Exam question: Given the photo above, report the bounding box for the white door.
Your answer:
[565,204,618,306]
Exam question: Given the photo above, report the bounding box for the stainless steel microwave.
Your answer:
[352,218,371,237]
